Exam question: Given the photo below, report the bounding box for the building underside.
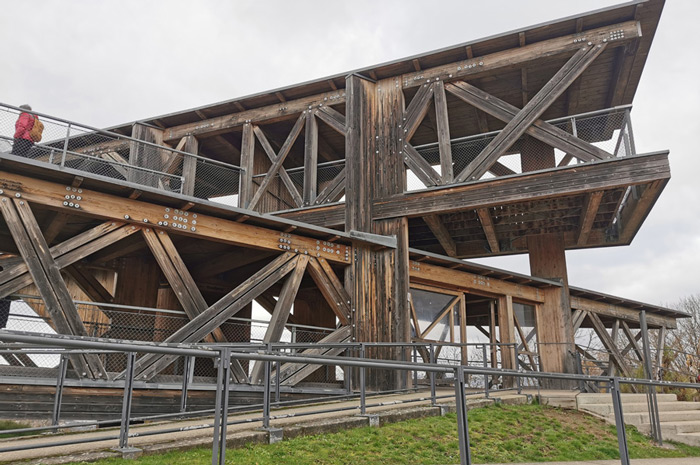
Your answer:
[0,0,687,392]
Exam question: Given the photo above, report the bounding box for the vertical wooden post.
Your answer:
[181,135,198,196]
[528,234,575,382]
[239,123,255,208]
[303,111,318,205]
[498,295,516,387]
[129,123,164,187]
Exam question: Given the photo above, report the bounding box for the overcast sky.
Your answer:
[1,0,698,307]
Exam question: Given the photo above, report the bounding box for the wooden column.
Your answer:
[528,234,575,381]
[239,123,255,208]
[498,295,516,387]
[181,135,198,196]
[129,123,165,187]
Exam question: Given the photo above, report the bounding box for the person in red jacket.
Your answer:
[11,104,36,157]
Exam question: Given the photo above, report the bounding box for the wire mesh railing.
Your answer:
[409,105,634,192]
[0,103,243,207]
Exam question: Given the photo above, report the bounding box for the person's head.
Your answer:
[19,104,32,111]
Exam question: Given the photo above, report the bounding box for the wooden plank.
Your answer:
[409,261,545,302]
[403,83,435,140]
[248,113,306,210]
[576,191,604,246]
[498,295,515,372]
[239,123,255,207]
[42,211,71,245]
[275,326,352,386]
[455,44,607,182]
[618,180,666,243]
[164,90,345,142]
[476,208,500,253]
[570,295,674,329]
[306,257,351,325]
[315,106,346,136]
[181,136,198,197]
[588,311,632,378]
[445,81,610,163]
[1,171,351,265]
[422,214,457,257]
[403,144,441,187]
[420,297,459,339]
[572,309,587,332]
[250,255,309,383]
[401,21,641,89]
[130,253,299,380]
[513,312,537,369]
[620,320,644,362]
[373,152,670,220]
[303,112,319,205]
[65,265,114,303]
[0,199,106,379]
[433,81,453,183]
[253,125,303,208]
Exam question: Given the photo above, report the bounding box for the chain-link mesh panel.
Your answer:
[0,104,242,204]
[412,107,633,188]
[2,297,335,381]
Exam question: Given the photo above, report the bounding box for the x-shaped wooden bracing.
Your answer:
[402,43,608,189]
[247,106,346,210]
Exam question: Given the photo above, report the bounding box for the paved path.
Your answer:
[486,459,700,465]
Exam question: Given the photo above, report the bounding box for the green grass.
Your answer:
[0,420,34,439]
[62,404,700,465]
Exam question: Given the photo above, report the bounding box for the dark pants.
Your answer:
[11,138,33,157]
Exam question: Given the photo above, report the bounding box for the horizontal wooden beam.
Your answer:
[164,90,346,142]
[400,20,641,89]
[0,171,351,265]
[570,295,675,329]
[409,261,546,302]
[373,152,670,220]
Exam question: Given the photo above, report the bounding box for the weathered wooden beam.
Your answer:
[373,152,670,220]
[306,257,351,325]
[620,320,644,361]
[400,21,641,89]
[476,208,500,253]
[570,295,674,329]
[409,261,545,302]
[65,265,114,303]
[576,191,604,246]
[403,144,441,187]
[0,171,351,265]
[422,215,457,257]
[129,253,299,380]
[303,112,319,205]
[403,83,435,141]
[239,123,256,207]
[455,44,607,182]
[275,326,352,386]
[250,255,308,383]
[315,106,346,136]
[588,311,632,378]
[314,167,346,205]
[618,180,666,243]
[433,81,453,183]
[0,199,107,379]
[420,297,458,339]
[181,136,198,197]
[253,125,303,207]
[164,90,345,142]
[248,113,306,210]
[42,211,71,246]
[445,81,610,163]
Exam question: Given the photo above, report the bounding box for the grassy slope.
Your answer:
[63,404,700,465]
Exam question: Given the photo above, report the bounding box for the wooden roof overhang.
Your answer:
[101,0,663,167]
[280,151,670,257]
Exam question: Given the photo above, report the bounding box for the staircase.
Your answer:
[577,393,700,446]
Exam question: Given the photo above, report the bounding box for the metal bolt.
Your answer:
[14,193,20,198]
[124,215,130,220]
[63,201,69,206]
[74,204,80,209]
[143,218,149,223]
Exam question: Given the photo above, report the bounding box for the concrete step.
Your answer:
[660,420,700,435]
[676,431,700,447]
[576,393,677,406]
[580,401,700,416]
[624,410,700,426]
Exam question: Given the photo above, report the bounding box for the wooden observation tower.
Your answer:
[0,0,685,392]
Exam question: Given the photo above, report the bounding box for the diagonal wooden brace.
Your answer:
[253,125,303,207]
[455,44,607,182]
[445,80,610,164]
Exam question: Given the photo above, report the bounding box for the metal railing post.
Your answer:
[180,356,193,413]
[482,344,489,398]
[454,366,472,465]
[51,354,68,426]
[262,359,272,429]
[60,123,71,168]
[625,109,636,156]
[117,352,136,451]
[514,345,522,394]
[412,345,418,388]
[360,343,366,415]
[211,349,230,465]
[429,343,436,406]
[275,359,281,404]
[610,377,631,465]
